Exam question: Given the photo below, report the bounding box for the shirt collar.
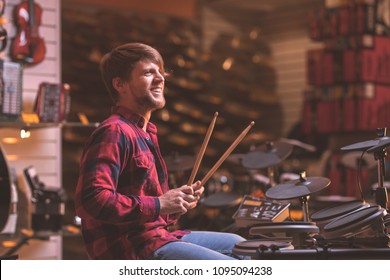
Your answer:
[111,105,157,134]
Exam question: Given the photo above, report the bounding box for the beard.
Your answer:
[135,90,166,111]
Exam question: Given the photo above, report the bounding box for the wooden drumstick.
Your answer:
[187,112,218,186]
[201,121,255,186]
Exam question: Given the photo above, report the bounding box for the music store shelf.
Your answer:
[0,121,100,129]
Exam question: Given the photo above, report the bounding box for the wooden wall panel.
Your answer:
[261,1,324,135]
[200,1,324,136]
[201,7,241,51]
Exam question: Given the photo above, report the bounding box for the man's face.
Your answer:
[120,59,166,113]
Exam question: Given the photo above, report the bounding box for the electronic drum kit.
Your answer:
[165,125,390,259]
[231,129,390,259]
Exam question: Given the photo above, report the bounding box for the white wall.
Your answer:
[0,0,62,260]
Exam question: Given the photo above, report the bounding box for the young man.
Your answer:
[75,42,246,260]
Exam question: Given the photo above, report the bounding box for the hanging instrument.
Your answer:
[11,0,46,65]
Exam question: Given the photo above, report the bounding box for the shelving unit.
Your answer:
[0,0,64,260]
[302,0,390,198]
[0,121,100,129]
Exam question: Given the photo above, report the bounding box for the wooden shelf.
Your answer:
[0,121,100,129]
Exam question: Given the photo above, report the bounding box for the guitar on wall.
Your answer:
[10,0,46,65]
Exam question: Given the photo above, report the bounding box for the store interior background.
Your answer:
[63,0,390,259]
[1,0,389,259]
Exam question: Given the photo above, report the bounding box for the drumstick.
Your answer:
[187,112,218,186]
[201,121,255,185]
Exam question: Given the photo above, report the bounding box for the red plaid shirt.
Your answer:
[75,106,189,259]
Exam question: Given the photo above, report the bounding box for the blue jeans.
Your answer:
[152,231,247,260]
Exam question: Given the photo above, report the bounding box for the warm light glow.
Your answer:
[252,53,262,64]
[231,37,240,48]
[65,225,81,234]
[2,240,17,248]
[249,28,261,40]
[181,122,193,132]
[20,128,31,139]
[222,57,234,71]
[222,184,230,192]
[7,155,19,161]
[21,228,34,237]
[289,209,303,221]
[175,55,186,67]
[0,17,8,25]
[160,109,170,121]
[78,113,90,124]
[2,137,19,144]
[63,83,71,90]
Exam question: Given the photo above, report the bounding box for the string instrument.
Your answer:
[11,0,46,65]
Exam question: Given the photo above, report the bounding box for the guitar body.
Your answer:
[11,0,46,65]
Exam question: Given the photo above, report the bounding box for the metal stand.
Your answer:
[265,142,277,188]
[267,166,277,188]
[299,195,311,222]
[372,128,389,210]
[297,172,311,222]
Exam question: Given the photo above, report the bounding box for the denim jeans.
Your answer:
[152,231,247,260]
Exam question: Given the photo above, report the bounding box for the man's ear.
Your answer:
[112,77,124,93]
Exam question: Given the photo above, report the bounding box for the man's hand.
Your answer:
[159,181,204,215]
[187,181,204,209]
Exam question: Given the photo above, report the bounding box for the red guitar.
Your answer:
[11,0,46,65]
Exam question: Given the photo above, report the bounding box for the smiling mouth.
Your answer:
[151,88,163,94]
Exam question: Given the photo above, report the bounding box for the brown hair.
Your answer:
[99,42,166,102]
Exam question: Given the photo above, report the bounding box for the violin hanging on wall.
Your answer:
[10,0,46,65]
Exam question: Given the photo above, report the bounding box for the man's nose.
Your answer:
[155,72,165,82]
